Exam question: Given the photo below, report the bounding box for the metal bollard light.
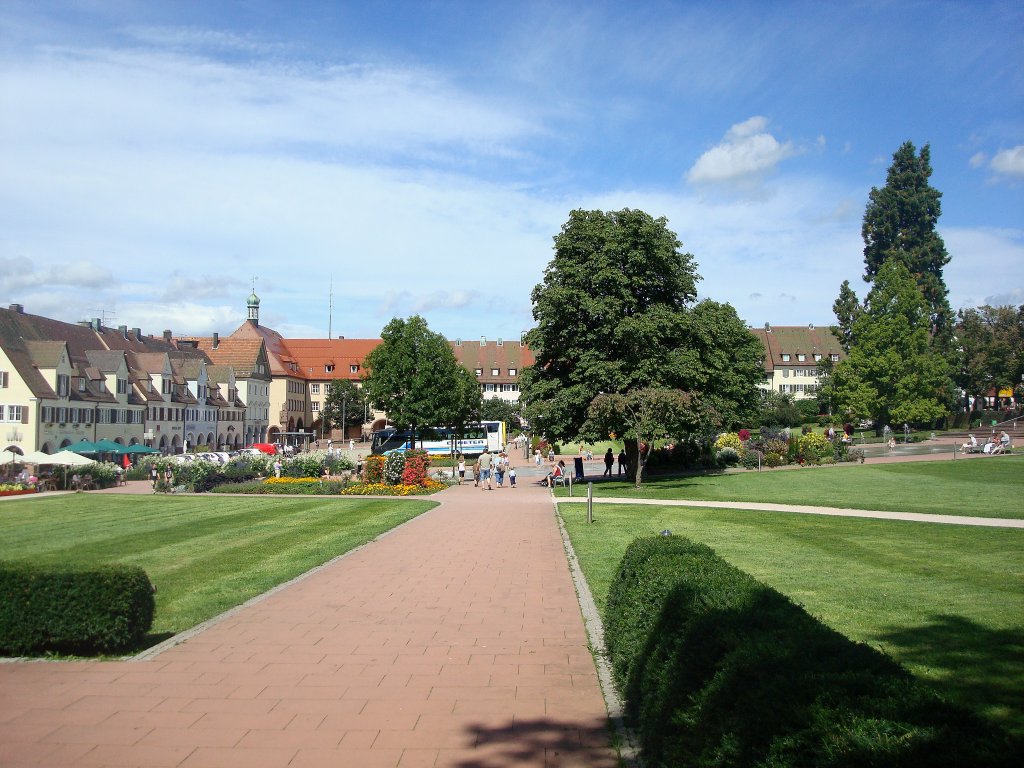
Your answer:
[587,482,593,524]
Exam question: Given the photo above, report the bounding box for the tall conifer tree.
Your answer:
[861,141,952,340]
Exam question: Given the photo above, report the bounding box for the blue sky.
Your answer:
[2,0,1022,341]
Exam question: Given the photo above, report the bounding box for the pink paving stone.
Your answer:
[0,481,617,766]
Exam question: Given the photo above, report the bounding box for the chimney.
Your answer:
[163,329,172,343]
[132,327,141,340]
[212,332,219,349]
[8,303,24,313]
[91,318,101,331]
[119,324,128,338]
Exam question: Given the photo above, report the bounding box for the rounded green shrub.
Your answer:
[799,432,833,461]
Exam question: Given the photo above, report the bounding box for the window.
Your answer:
[497,338,503,346]
[325,364,335,373]
[311,383,320,394]
[813,354,822,362]
[312,401,320,412]
[0,371,8,387]
[56,373,70,397]
[508,368,517,376]
[474,368,482,376]
[78,378,86,392]
[485,384,495,391]
[491,368,500,376]
[797,354,806,362]
[780,354,790,362]
[782,368,789,378]
[117,378,128,394]
[830,354,840,362]
[350,364,359,374]
[162,377,171,394]
[57,406,68,423]
[3,405,22,422]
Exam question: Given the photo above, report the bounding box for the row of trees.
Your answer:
[343,143,1020,484]
[823,141,1023,429]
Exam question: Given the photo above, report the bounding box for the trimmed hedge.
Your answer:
[0,562,155,656]
[604,536,1018,767]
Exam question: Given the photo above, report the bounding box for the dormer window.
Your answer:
[830,354,840,362]
[508,368,517,376]
[78,378,86,392]
[325,364,335,373]
[797,354,806,362]
[781,354,790,362]
[117,378,128,394]
[474,368,482,377]
[350,364,359,374]
[57,374,70,397]
[813,354,822,362]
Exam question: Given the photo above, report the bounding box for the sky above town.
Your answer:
[2,1,1022,342]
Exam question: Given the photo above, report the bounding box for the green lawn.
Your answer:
[560,453,1024,518]
[0,495,435,639]
[560,483,1024,736]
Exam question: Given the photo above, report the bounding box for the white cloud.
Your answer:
[990,146,1024,179]
[686,116,796,188]
[969,151,987,169]
[943,226,1024,311]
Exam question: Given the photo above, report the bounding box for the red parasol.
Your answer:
[122,453,131,469]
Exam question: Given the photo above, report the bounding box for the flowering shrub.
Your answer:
[738,428,751,442]
[264,476,320,484]
[363,455,386,484]
[763,439,788,457]
[714,432,746,455]
[798,432,833,461]
[401,450,430,486]
[765,452,783,468]
[384,451,406,484]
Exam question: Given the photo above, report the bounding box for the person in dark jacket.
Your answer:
[603,448,614,477]
[617,449,628,477]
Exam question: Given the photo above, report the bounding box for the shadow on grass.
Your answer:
[875,614,1024,737]
[454,716,617,767]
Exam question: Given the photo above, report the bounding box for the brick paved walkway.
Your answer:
[0,479,617,767]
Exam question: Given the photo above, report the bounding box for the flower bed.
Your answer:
[341,479,445,496]
[0,487,38,497]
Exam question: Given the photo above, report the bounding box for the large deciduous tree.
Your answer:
[363,315,479,448]
[861,141,952,339]
[955,305,1024,413]
[520,208,763,481]
[823,260,951,429]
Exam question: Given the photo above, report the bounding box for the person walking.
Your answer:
[479,448,493,490]
[472,458,480,487]
[273,458,282,478]
[457,456,466,485]
[603,448,614,477]
[495,453,506,487]
[149,464,158,490]
[508,464,517,488]
[617,449,627,477]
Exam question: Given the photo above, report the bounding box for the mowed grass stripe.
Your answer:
[568,453,1024,518]
[0,495,435,634]
[560,502,1024,736]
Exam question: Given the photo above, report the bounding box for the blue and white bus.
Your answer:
[371,421,506,456]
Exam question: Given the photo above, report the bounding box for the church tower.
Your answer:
[247,290,260,325]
